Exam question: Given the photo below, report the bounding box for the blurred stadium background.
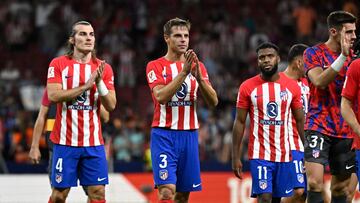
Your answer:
[0,0,359,202]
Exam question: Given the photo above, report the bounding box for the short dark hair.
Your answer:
[163,18,191,36]
[327,11,357,30]
[256,42,279,54]
[288,44,308,62]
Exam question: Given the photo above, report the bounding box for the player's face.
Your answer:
[165,26,189,54]
[335,23,356,47]
[257,48,280,77]
[71,24,95,53]
[295,56,306,76]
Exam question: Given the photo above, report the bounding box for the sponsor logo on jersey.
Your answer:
[148,70,157,83]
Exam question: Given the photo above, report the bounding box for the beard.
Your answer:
[260,63,278,77]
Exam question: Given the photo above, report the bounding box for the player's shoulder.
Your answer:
[305,43,325,54]
[241,75,261,88]
[147,57,165,66]
[50,55,70,64]
[279,73,299,87]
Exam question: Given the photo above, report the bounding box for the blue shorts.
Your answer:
[250,159,293,198]
[150,128,201,192]
[289,150,306,190]
[50,144,108,188]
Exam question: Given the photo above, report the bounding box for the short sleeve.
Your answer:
[342,59,360,101]
[236,82,251,109]
[47,58,62,84]
[199,62,212,86]
[303,47,322,75]
[102,63,115,90]
[146,61,165,90]
[41,89,51,107]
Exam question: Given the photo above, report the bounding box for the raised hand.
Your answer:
[340,27,352,56]
[190,53,203,81]
[95,60,106,83]
[182,49,195,74]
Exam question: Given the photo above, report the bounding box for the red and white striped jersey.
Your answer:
[237,73,302,162]
[146,57,212,130]
[47,56,115,147]
[288,77,309,151]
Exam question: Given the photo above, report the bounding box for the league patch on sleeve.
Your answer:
[48,67,55,78]
[147,70,157,83]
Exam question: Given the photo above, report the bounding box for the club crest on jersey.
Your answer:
[280,90,288,101]
[176,83,188,99]
[259,180,267,190]
[297,174,304,183]
[312,149,320,158]
[76,92,87,104]
[55,173,63,183]
[159,169,168,180]
[266,102,278,118]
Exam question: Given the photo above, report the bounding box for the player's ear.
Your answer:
[164,34,170,43]
[329,28,337,36]
[69,37,74,45]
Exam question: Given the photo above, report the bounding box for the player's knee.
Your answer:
[51,191,68,203]
[159,186,175,200]
[87,186,105,200]
[294,188,305,197]
[307,178,323,191]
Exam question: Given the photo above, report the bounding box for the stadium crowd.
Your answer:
[0,0,358,172]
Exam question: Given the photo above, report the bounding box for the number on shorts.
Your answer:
[55,158,63,172]
[309,135,324,150]
[293,160,304,173]
[159,154,167,168]
[257,166,268,179]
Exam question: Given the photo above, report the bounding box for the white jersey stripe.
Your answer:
[274,83,281,162]
[262,83,271,161]
[159,104,166,127]
[288,112,295,150]
[60,67,69,145]
[183,74,191,129]
[194,78,199,128]
[71,64,80,146]
[83,65,91,146]
[94,80,100,146]
[251,89,260,159]
[284,89,293,161]
[170,63,179,129]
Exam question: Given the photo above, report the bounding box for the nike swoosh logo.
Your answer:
[346,165,355,170]
[97,177,107,181]
[192,183,201,188]
[285,189,293,194]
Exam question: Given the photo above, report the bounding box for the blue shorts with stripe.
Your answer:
[50,144,108,188]
[150,127,201,192]
[289,150,306,190]
[250,159,293,198]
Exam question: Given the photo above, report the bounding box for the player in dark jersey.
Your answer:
[303,11,357,203]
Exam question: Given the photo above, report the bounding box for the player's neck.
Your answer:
[325,38,341,54]
[284,66,300,80]
[260,73,279,82]
[72,50,92,63]
[164,51,185,62]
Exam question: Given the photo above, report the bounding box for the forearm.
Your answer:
[232,120,245,162]
[198,79,218,108]
[48,84,87,103]
[99,91,116,112]
[293,108,305,143]
[153,71,188,104]
[310,67,339,89]
[31,119,45,148]
[341,98,360,135]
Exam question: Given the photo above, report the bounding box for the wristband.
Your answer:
[331,54,347,72]
[97,80,109,96]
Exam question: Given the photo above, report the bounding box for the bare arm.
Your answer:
[341,97,360,135]
[232,108,248,179]
[47,70,97,103]
[100,104,110,123]
[29,105,49,164]
[292,107,305,143]
[99,90,116,112]
[307,67,339,89]
[196,75,218,108]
